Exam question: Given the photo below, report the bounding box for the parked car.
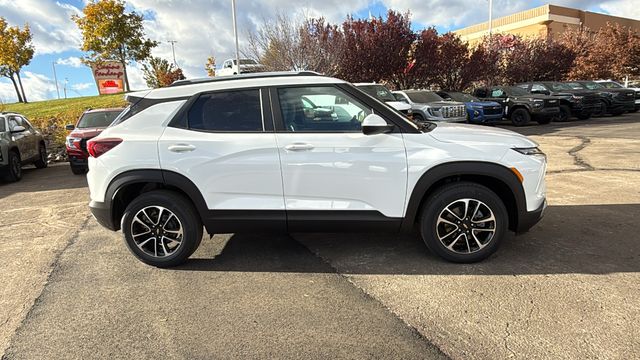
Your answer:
[392,90,466,122]
[435,91,503,124]
[86,72,546,267]
[515,82,600,121]
[473,86,560,126]
[217,58,264,76]
[354,83,413,118]
[594,80,640,113]
[564,81,635,116]
[0,112,47,182]
[65,108,124,175]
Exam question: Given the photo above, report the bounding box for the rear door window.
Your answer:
[188,89,263,132]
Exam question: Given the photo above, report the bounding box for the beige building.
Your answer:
[454,4,640,45]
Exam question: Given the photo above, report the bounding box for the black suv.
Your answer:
[473,86,560,126]
[516,82,600,121]
[564,81,635,116]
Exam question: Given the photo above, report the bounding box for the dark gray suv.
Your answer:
[0,112,48,182]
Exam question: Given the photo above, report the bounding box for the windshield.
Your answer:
[358,85,396,102]
[580,81,603,90]
[504,86,529,96]
[448,92,478,102]
[234,59,257,65]
[77,110,122,128]
[548,83,572,91]
[565,82,586,90]
[599,81,623,89]
[406,91,443,103]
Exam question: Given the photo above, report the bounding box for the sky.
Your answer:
[0,0,638,103]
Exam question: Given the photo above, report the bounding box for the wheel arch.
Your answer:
[105,169,208,231]
[508,104,530,116]
[401,161,526,233]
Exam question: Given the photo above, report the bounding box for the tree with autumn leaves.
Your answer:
[142,57,185,88]
[249,11,640,91]
[73,0,157,92]
[0,18,34,103]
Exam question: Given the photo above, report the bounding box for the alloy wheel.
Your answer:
[436,198,496,254]
[130,206,184,258]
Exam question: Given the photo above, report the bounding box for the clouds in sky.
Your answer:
[0,0,638,102]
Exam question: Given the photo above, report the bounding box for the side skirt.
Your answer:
[203,210,402,234]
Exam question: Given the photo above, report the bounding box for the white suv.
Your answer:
[87,72,547,267]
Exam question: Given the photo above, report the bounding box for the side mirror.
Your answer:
[11,125,26,133]
[65,124,75,131]
[362,114,394,135]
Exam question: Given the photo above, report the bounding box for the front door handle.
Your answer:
[284,143,314,151]
[168,144,196,153]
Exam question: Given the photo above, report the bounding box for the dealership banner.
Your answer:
[90,61,125,95]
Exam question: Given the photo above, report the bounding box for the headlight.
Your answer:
[571,95,583,101]
[513,147,546,158]
[533,99,544,108]
[473,110,480,116]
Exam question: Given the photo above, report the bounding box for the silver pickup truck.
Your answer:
[393,90,467,123]
[0,112,47,182]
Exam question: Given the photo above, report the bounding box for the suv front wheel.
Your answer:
[122,190,203,267]
[419,182,508,263]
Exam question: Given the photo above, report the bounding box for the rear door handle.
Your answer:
[168,144,196,153]
[284,143,314,151]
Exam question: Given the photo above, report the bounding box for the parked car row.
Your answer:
[358,80,639,127]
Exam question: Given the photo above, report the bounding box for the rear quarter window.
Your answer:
[187,89,263,132]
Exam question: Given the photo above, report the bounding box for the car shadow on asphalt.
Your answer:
[175,204,640,276]
[0,164,87,200]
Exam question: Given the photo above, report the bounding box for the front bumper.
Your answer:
[517,199,546,233]
[89,200,117,231]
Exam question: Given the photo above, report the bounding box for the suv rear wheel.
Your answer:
[121,190,203,267]
[3,151,22,182]
[419,182,508,263]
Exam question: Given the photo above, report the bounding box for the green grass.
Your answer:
[1,94,128,150]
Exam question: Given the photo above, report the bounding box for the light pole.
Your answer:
[52,62,60,99]
[168,40,178,66]
[64,78,68,99]
[488,0,493,37]
[232,0,241,74]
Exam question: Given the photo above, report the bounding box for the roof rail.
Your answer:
[169,71,322,87]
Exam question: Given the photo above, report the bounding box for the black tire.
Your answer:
[121,190,203,268]
[34,143,48,169]
[611,109,625,116]
[3,150,22,182]
[536,116,552,124]
[509,108,531,126]
[419,182,508,263]
[577,113,592,120]
[70,165,87,175]
[553,105,571,122]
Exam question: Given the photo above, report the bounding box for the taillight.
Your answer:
[87,138,122,158]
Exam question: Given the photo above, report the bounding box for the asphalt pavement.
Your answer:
[1,113,639,359]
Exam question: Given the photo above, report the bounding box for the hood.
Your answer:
[69,127,106,139]
[468,101,501,107]
[422,101,466,107]
[428,122,537,148]
[385,101,411,111]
